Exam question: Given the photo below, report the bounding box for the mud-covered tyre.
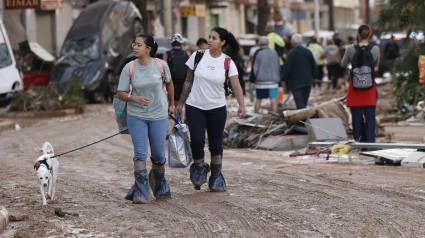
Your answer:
[101,71,118,102]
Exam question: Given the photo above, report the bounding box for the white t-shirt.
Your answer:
[185,49,238,110]
[249,46,260,58]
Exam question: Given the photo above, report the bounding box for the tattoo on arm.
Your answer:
[179,69,194,104]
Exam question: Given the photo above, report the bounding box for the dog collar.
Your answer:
[34,159,50,171]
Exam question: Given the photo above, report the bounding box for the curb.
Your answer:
[0,108,77,119]
[0,207,9,235]
[0,119,14,131]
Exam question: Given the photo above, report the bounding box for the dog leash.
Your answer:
[50,114,180,158]
[50,129,128,158]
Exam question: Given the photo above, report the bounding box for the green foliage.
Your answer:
[62,76,86,113]
[375,0,425,107]
[10,77,86,112]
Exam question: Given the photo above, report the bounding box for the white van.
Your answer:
[0,19,22,103]
[301,30,334,46]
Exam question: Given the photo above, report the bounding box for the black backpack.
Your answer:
[167,49,189,83]
[350,45,375,90]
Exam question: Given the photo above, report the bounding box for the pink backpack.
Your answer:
[126,58,167,98]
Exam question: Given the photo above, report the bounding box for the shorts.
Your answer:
[256,88,278,99]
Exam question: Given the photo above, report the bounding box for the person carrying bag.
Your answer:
[116,33,174,204]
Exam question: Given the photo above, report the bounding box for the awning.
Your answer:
[29,42,55,62]
[40,0,62,10]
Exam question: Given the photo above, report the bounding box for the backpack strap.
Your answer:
[224,55,233,96]
[154,58,165,81]
[127,60,136,98]
[154,58,168,96]
[166,50,172,65]
[249,48,265,82]
[194,49,205,72]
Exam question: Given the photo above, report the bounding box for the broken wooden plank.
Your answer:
[308,141,425,150]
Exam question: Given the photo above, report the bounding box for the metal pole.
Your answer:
[164,0,173,36]
[308,142,425,150]
[314,0,320,39]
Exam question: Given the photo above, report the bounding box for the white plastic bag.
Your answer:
[168,113,193,167]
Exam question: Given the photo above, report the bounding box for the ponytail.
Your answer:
[136,33,158,57]
[211,27,240,59]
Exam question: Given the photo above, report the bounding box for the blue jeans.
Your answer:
[350,106,376,142]
[292,86,311,109]
[186,104,227,160]
[127,115,169,163]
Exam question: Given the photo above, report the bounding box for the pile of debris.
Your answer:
[224,98,382,151]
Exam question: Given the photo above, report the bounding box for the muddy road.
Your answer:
[1,101,425,237]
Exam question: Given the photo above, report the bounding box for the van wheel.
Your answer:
[102,71,117,102]
[133,19,143,35]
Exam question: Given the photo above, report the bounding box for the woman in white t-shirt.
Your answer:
[176,27,246,192]
[117,33,174,204]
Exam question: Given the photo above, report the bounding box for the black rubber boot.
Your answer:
[190,158,210,190]
[149,162,171,200]
[208,155,226,192]
[125,160,151,204]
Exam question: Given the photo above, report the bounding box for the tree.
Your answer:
[132,0,150,33]
[375,0,425,108]
[328,0,334,31]
[257,0,268,35]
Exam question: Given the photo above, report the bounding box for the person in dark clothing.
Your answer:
[196,37,208,50]
[232,47,246,95]
[282,34,318,109]
[163,34,191,107]
[383,36,400,71]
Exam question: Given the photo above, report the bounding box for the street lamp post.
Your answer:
[314,0,320,39]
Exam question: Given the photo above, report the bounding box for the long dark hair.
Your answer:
[136,33,158,57]
[211,27,240,59]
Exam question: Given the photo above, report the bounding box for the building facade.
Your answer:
[0,0,374,57]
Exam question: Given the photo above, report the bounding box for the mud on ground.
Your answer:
[1,88,425,237]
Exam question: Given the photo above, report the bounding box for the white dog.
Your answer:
[416,101,425,112]
[34,142,59,205]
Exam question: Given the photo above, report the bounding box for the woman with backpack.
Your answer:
[163,33,191,107]
[117,33,174,204]
[176,27,246,192]
[341,25,380,143]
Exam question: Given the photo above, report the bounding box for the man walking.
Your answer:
[282,34,318,109]
[163,34,191,107]
[250,36,281,113]
[266,24,285,77]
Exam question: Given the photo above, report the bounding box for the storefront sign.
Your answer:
[181,4,205,17]
[4,0,62,9]
[4,0,40,9]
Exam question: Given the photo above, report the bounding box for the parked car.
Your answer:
[0,18,23,104]
[50,0,143,102]
[22,42,55,91]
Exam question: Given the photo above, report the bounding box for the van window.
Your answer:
[0,43,12,68]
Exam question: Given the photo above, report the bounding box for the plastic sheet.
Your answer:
[168,113,193,167]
